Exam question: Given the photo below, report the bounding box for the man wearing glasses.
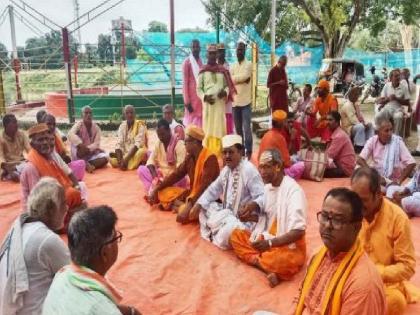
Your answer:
[294,187,386,314]
[351,167,420,315]
[43,206,140,315]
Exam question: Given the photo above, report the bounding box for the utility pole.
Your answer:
[73,0,82,52]
[216,12,220,44]
[270,0,276,67]
[62,28,75,123]
[8,5,23,103]
[0,70,5,115]
[169,0,175,106]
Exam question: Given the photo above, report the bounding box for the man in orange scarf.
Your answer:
[20,124,84,229]
[148,125,220,223]
[294,187,385,315]
[305,79,338,142]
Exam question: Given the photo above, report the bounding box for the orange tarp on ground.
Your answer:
[1,169,420,314]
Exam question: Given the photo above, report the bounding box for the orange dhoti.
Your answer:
[230,229,306,280]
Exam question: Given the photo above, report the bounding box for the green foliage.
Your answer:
[97,34,114,65]
[148,21,168,33]
[108,112,122,124]
[0,42,9,69]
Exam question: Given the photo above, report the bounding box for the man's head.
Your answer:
[318,188,363,255]
[272,110,287,129]
[207,44,217,65]
[401,68,410,80]
[28,123,54,157]
[286,112,296,129]
[258,149,283,184]
[277,55,287,68]
[44,114,56,134]
[2,114,18,138]
[317,79,330,98]
[162,104,174,123]
[351,167,382,221]
[191,39,200,59]
[36,109,47,123]
[375,116,394,144]
[222,134,243,169]
[27,177,67,230]
[327,111,341,131]
[68,205,120,275]
[217,43,225,63]
[156,118,172,144]
[123,105,136,124]
[236,42,246,62]
[390,69,401,86]
[303,84,312,98]
[81,106,93,125]
[184,125,204,155]
[347,87,360,103]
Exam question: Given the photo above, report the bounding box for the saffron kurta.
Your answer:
[359,198,420,315]
[197,71,227,154]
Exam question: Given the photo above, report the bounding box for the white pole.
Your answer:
[8,6,18,59]
[270,0,276,67]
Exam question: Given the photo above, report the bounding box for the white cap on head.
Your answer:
[222,134,242,149]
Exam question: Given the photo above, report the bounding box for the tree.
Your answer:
[204,0,419,58]
[147,21,168,32]
[178,26,209,33]
[97,34,114,65]
[0,42,9,69]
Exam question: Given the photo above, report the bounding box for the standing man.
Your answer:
[217,43,234,134]
[0,114,30,182]
[351,167,420,315]
[376,69,410,136]
[231,42,253,159]
[197,44,236,155]
[267,55,288,113]
[182,39,203,128]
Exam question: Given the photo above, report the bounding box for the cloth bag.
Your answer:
[299,148,328,182]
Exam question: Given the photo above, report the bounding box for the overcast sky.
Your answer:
[0,0,210,51]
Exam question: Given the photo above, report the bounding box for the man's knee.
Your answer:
[393,111,404,120]
[385,287,407,315]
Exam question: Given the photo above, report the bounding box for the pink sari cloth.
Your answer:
[166,135,179,166]
[182,58,203,127]
[71,122,103,161]
[68,160,86,181]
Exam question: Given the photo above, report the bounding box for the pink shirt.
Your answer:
[326,127,356,176]
[359,135,415,181]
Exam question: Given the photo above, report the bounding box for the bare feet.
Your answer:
[267,273,280,288]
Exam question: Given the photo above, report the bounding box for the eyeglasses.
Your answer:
[102,230,123,247]
[316,211,352,230]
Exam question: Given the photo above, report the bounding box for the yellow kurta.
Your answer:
[110,120,148,170]
[359,198,420,315]
[197,71,227,154]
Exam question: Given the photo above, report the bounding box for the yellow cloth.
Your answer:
[295,239,364,315]
[117,120,147,154]
[0,130,30,167]
[110,147,148,170]
[146,140,186,178]
[230,59,252,107]
[359,198,420,314]
[197,71,227,155]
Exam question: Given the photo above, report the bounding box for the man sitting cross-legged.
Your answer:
[20,124,86,231]
[0,114,30,182]
[110,105,148,171]
[230,149,307,287]
[138,119,187,196]
[68,106,108,173]
[351,167,420,315]
[189,134,265,250]
[148,125,220,223]
[294,188,386,315]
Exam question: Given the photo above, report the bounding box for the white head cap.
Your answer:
[222,134,242,149]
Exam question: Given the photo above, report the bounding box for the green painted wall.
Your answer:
[73,93,184,120]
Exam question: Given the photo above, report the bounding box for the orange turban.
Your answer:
[28,123,49,138]
[317,79,330,90]
[272,110,287,122]
[185,125,205,141]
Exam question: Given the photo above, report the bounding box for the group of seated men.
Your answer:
[0,74,419,313]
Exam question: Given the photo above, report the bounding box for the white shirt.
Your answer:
[381,81,410,108]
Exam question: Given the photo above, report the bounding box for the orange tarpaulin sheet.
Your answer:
[1,169,420,314]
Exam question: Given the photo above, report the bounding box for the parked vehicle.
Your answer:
[361,66,387,103]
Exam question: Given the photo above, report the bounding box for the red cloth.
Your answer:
[415,95,420,124]
[267,66,288,113]
[280,121,302,152]
[199,64,237,102]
